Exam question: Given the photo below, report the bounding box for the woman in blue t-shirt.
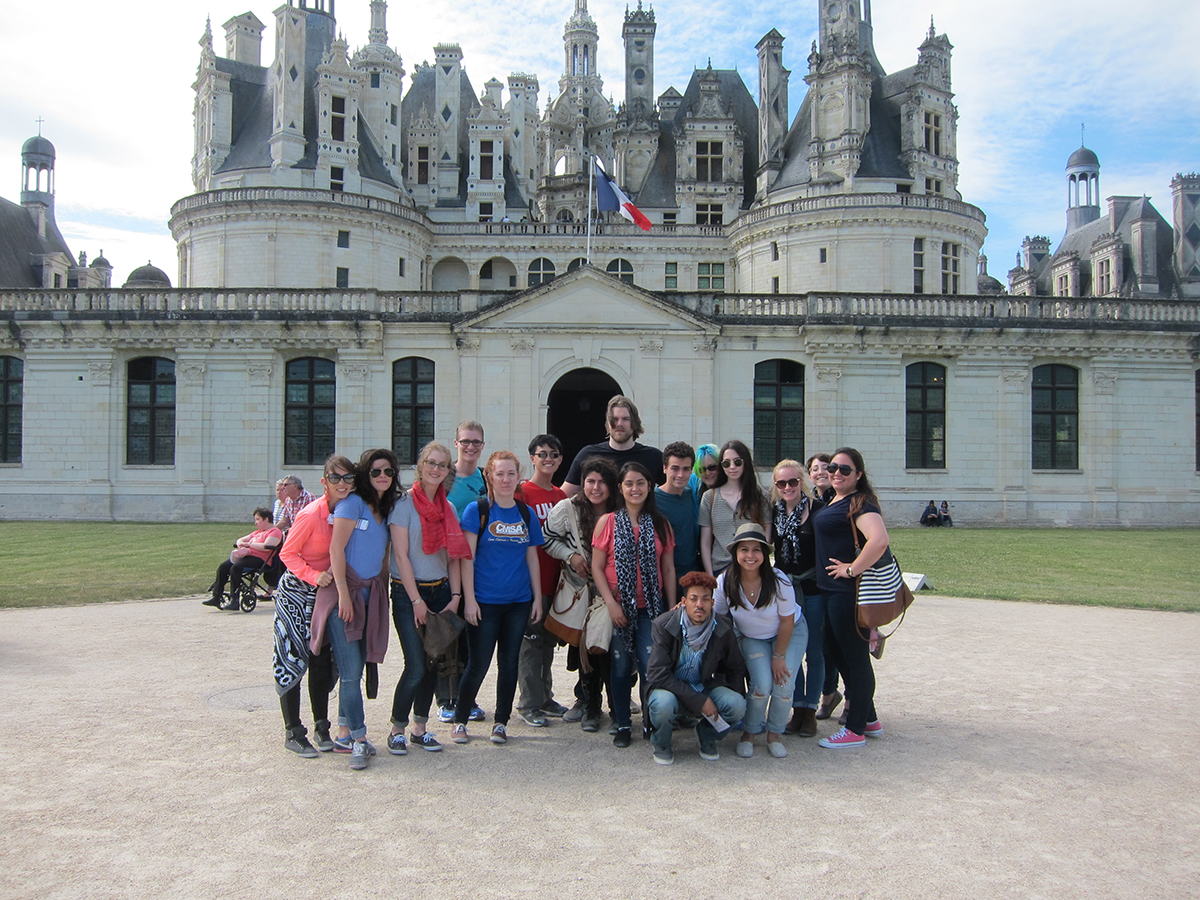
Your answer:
[452,450,544,746]
[812,447,890,750]
[320,448,401,770]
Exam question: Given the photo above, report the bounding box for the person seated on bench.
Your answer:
[920,500,941,527]
[938,501,953,527]
[204,507,283,610]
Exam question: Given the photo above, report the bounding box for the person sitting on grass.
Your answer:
[920,500,941,527]
[205,507,282,610]
[645,571,746,765]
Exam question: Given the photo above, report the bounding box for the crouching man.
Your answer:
[645,571,746,765]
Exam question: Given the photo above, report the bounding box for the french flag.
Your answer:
[594,158,652,231]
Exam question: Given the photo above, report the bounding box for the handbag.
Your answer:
[544,567,590,644]
[582,596,613,656]
[853,532,914,638]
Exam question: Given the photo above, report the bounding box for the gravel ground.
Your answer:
[2,593,1197,899]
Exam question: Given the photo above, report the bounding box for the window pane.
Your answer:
[394,384,413,404]
[906,387,924,409]
[1032,443,1051,469]
[129,384,151,405]
[394,409,412,432]
[1057,416,1077,441]
[287,384,310,404]
[313,360,335,379]
[156,384,176,405]
[1032,414,1052,441]
[287,359,309,380]
[417,407,434,436]
[1058,444,1077,468]
[128,436,149,463]
[906,441,923,469]
[754,385,776,407]
[779,385,803,408]
[1032,388,1052,412]
[1055,388,1077,412]
[416,359,435,379]
[128,409,150,431]
[416,383,434,404]
[312,409,336,432]
[154,437,174,463]
[312,384,334,405]
[926,388,944,410]
[286,408,309,434]
[7,383,21,403]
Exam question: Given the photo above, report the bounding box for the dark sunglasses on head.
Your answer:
[721,458,744,469]
[774,478,801,489]
[324,472,355,484]
[370,467,397,478]
[826,463,854,477]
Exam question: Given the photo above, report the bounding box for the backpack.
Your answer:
[474,496,532,538]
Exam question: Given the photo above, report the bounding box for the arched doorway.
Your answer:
[547,367,622,484]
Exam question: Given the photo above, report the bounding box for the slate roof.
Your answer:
[0,196,71,288]
[401,64,481,207]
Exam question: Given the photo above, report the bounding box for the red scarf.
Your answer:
[410,483,472,560]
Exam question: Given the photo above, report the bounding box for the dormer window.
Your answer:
[696,141,723,182]
[923,112,942,156]
[331,96,346,142]
[480,141,494,180]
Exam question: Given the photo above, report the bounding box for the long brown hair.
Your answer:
[722,540,779,610]
[616,461,672,540]
[354,448,401,518]
[831,446,881,522]
[715,439,767,526]
[572,456,618,547]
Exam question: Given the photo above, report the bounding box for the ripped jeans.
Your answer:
[738,619,808,735]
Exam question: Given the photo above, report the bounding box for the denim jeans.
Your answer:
[793,593,828,709]
[825,589,876,735]
[454,600,532,726]
[608,609,653,729]
[739,619,808,735]
[647,686,746,752]
[325,601,368,739]
[390,578,452,729]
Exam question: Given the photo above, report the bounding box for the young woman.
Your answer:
[714,523,805,759]
[805,452,844,723]
[452,451,544,745]
[688,443,720,514]
[206,507,282,610]
[386,442,472,755]
[273,455,355,757]
[310,448,400,770]
[814,447,889,749]
[592,461,676,748]
[771,459,825,738]
[699,439,768,576]
[543,456,619,732]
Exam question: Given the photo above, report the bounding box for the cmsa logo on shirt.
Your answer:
[490,521,528,539]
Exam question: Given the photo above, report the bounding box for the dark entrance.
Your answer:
[546,367,622,485]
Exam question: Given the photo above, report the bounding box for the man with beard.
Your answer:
[561,395,663,497]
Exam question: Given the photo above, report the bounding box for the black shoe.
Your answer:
[284,728,318,758]
[313,721,334,752]
[202,596,223,607]
[220,594,241,611]
[613,727,632,748]
[581,713,601,733]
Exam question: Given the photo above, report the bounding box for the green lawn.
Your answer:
[0,522,1195,612]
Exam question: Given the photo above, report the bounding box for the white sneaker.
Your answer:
[349,740,370,769]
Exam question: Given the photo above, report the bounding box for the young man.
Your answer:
[655,441,700,580]
[438,420,488,722]
[514,434,569,726]
[561,395,663,497]
[645,571,746,765]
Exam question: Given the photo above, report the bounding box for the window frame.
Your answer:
[126,356,176,466]
[905,362,947,469]
[1032,364,1079,471]
[392,357,435,466]
[528,257,556,287]
[698,261,725,292]
[285,357,336,467]
[941,242,960,294]
[753,359,805,465]
[1,356,23,464]
[696,140,723,182]
[913,238,925,293]
[606,258,634,285]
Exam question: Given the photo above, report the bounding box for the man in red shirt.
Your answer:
[515,434,568,726]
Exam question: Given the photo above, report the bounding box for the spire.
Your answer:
[368,0,387,45]
[928,16,936,40]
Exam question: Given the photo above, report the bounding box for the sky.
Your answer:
[2,0,1197,287]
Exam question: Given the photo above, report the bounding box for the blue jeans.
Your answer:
[793,593,828,709]
[608,610,653,729]
[325,604,367,739]
[739,619,808,735]
[647,687,746,752]
[454,600,532,726]
[390,578,452,728]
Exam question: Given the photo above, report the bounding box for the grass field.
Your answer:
[0,522,1195,611]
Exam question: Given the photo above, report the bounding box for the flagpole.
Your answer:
[586,155,594,266]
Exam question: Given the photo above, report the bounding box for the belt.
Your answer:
[393,577,449,589]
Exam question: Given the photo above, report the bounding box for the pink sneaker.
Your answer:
[864,720,883,738]
[818,727,866,749]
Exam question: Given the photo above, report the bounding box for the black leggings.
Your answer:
[279,643,335,733]
[824,590,876,735]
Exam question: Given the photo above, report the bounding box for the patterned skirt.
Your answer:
[273,571,316,697]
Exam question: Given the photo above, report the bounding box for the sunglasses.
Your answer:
[370,467,396,478]
[702,464,720,473]
[826,463,854,477]
[774,478,801,489]
[534,451,562,460]
[457,439,484,448]
[721,458,744,469]
[324,472,355,484]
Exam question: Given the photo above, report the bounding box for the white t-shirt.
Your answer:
[713,567,798,640]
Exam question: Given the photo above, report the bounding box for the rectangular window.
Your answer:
[696,141,723,182]
[391,144,397,165]
[417,147,429,185]
[906,362,947,468]
[285,358,335,466]
[771,241,779,261]
[390,104,398,126]
[1056,274,1070,297]
[53,273,62,288]
[771,276,780,294]
[662,212,677,226]
[1,356,23,464]
[398,258,406,278]
[331,96,346,142]
[370,72,381,88]
[925,178,943,196]
[664,261,678,290]
[330,166,344,192]
[914,238,925,293]
[127,357,175,466]
[819,248,827,264]
[897,183,912,193]
[698,262,725,292]
[336,230,350,249]
[1097,258,1111,295]
[1032,364,1079,470]
[924,111,942,156]
[393,357,435,465]
[479,140,494,180]
[754,359,804,464]
[478,202,493,222]
[336,267,349,288]
[941,242,960,294]
[696,203,723,226]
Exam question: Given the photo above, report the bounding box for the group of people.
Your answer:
[239,394,895,768]
[920,500,953,527]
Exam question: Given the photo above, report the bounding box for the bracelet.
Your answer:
[772,653,785,660]
[451,592,462,597]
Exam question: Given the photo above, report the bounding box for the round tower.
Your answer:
[1066,144,1100,232]
[21,135,55,209]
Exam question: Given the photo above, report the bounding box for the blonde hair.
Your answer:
[769,458,805,504]
[482,450,522,502]
[416,441,453,488]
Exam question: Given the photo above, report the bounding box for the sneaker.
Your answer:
[563,701,585,724]
[490,723,508,744]
[284,730,318,758]
[516,709,548,728]
[331,734,353,754]
[313,724,335,753]
[349,740,370,769]
[864,720,884,738]
[360,739,378,757]
[386,732,408,756]
[410,731,443,752]
[451,723,469,744]
[736,740,754,758]
[541,699,569,718]
[612,727,632,748]
[819,727,866,749]
[698,743,720,761]
[815,689,842,720]
[653,747,674,766]
[437,705,456,723]
[581,714,600,733]
[469,705,486,722]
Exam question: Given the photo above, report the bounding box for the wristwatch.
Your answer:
[846,564,854,578]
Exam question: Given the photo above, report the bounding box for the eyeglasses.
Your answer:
[826,463,854,477]
[370,467,397,478]
[423,461,450,471]
[324,472,355,484]
[702,464,719,473]
[457,439,484,448]
[534,451,562,460]
[721,458,744,469]
[774,478,801,489]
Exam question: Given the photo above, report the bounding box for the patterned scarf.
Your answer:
[612,508,662,652]
[273,571,316,696]
[773,496,808,568]
[410,483,472,559]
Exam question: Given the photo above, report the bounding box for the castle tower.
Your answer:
[563,0,599,82]
[506,72,540,204]
[1171,172,1200,296]
[223,11,265,65]
[193,19,232,189]
[1066,144,1101,232]
[805,0,873,186]
[755,28,788,200]
[434,44,464,198]
[622,2,655,122]
[316,35,362,193]
[353,0,406,186]
[902,18,958,198]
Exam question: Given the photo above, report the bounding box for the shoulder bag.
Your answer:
[853,529,914,638]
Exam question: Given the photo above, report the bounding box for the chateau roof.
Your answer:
[0,196,72,288]
[402,64,482,206]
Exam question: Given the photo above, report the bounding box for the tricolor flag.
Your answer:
[594,158,652,231]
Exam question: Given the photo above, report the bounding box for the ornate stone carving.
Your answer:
[1093,369,1118,395]
[510,337,535,356]
[455,336,480,354]
[1003,368,1028,389]
[246,362,273,384]
[692,337,717,357]
[87,361,112,386]
[638,337,664,354]
[815,365,842,385]
[176,361,207,383]
[340,364,370,383]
